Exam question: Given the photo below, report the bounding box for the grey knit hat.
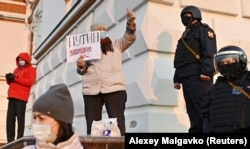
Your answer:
[33,84,74,124]
[91,23,107,31]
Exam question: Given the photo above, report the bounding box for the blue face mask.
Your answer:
[100,31,108,39]
[19,60,26,67]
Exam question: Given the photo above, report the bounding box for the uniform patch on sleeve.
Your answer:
[207,31,214,39]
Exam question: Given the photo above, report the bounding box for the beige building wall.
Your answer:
[0,20,27,142]
[0,0,28,143]
[1,0,250,143]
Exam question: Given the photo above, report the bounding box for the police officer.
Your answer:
[203,45,250,132]
[173,5,217,133]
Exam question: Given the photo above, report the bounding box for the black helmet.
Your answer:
[214,45,247,77]
[180,5,202,20]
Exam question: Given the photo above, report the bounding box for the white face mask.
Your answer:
[32,123,57,143]
[100,31,108,39]
[19,60,26,67]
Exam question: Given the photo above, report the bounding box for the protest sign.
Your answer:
[66,31,101,63]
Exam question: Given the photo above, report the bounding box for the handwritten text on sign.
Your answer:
[66,31,101,63]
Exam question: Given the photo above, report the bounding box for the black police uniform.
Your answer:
[203,71,250,132]
[173,21,217,133]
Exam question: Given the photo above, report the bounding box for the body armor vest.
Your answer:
[210,77,250,130]
[174,24,202,68]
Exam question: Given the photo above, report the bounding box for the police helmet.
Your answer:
[214,45,247,76]
[180,5,202,20]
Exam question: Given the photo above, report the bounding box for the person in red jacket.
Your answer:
[5,52,36,143]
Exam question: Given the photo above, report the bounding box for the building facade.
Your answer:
[0,0,28,143]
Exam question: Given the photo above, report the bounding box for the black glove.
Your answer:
[5,73,15,82]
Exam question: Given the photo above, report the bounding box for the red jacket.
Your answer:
[7,52,36,102]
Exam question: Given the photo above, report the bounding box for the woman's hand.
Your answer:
[76,55,86,69]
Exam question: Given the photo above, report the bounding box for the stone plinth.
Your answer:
[80,136,125,149]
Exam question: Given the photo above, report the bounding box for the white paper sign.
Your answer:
[66,31,101,63]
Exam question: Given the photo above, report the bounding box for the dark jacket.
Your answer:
[203,71,250,132]
[174,22,217,83]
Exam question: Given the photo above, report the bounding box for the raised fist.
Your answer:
[127,8,136,23]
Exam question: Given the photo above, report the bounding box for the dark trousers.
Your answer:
[83,91,127,135]
[181,75,213,133]
[6,98,27,143]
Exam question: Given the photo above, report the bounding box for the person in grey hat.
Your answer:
[76,8,136,136]
[22,83,83,149]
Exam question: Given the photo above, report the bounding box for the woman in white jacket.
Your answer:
[23,84,83,149]
[76,8,136,136]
